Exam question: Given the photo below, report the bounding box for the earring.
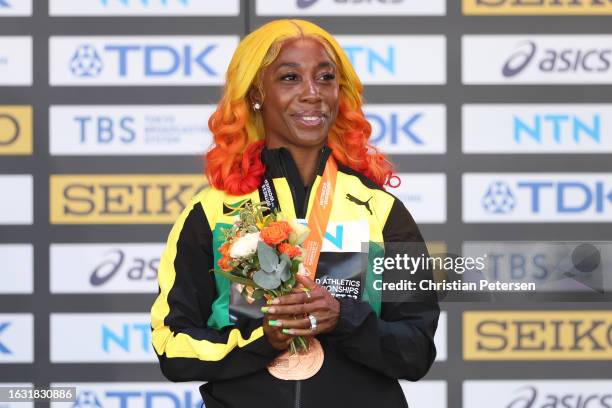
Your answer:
[253,103,261,111]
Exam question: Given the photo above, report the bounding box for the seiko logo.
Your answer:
[475,0,611,6]
[464,312,612,359]
[502,40,612,78]
[63,183,198,216]
[51,175,206,224]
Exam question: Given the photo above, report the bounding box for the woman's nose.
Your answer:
[300,78,321,102]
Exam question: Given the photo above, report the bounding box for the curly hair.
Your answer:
[205,19,395,195]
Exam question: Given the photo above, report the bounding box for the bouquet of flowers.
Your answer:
[212,201,310,354]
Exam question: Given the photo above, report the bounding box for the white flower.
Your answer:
[229,232,260,258]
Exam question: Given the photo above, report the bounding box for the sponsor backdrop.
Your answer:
[0,0,611,407]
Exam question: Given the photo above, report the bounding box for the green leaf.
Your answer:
[253,269,281,290]
[276,259,291,282]
[252,288,264,300]
[213,268,259,287]
[258,241,279,273]
[279,252,291,264]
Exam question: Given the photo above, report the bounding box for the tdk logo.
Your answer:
[0,322,11,354]
[503,40,611,78]
[69,43,217,78]
[514,113,601,144]
[73,391,103,408]
[367,112,424,146]
[482,181,516,214]
[70,45,104,77]
[73,389,202,408]
[343,45,395,75]
[0,0,11,8]
[100,0,189,5]
[483,180,612,214]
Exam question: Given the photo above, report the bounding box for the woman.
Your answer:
[151,19,439,408]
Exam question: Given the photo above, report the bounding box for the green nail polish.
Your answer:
[266,299,273,305]
[282,329,291,334]
[260,306,269,313]
[268,320,280,327]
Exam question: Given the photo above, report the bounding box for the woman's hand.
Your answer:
[262,313,294,350]
[262,274,340,336]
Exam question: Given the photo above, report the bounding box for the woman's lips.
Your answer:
[291,112,326,127]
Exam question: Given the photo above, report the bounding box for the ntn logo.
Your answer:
[514,114,600,143]
[342,45,394,74]
[102,323,151,352]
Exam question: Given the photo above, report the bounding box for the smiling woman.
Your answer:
[151,19,439,408]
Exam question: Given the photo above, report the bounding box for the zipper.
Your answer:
[300,146,328,218]
[294,380,302,408]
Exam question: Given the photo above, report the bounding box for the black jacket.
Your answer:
[151,146,439,408]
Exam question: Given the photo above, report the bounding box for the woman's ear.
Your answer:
[248,87,263,111]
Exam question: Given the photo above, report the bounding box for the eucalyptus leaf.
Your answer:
[279,252,291,264]
[257,241,279,273]
[253,269,280,290]
[279,262,291,282]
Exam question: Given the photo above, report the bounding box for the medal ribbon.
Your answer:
[300,156,338,280]
[258,152,338,280]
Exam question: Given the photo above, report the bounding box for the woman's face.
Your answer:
[256,37,340,149]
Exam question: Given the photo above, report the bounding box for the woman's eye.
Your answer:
[280,73,298,81]
[320,72,336,81]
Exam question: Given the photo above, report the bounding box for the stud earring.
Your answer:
[253,103,261,111]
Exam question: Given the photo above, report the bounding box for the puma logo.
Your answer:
[345,193,373,215]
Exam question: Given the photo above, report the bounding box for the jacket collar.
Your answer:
[261,144,333,183]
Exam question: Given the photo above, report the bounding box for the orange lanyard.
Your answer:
[300,156,338,279]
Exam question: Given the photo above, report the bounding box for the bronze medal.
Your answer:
[267,338,324,380]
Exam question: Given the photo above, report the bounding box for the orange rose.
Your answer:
[260,221,292,245]
[219,242,232,257]
[218,255,233,272]
[278,243,301,259]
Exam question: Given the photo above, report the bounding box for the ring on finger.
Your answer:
[308,314,317,332]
